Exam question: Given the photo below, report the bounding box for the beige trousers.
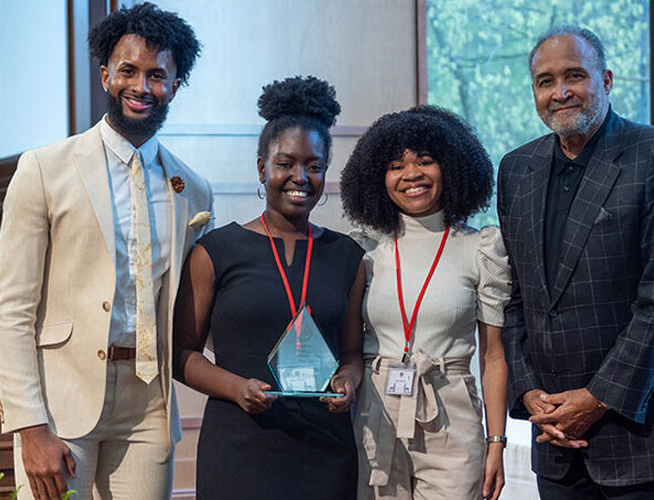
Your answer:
[354,355,486,500]
[15,360,174,500]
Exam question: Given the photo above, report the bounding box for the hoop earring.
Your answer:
[257,182,266,200]
[318,192,328,206]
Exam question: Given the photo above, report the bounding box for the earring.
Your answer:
[318,192,328,206]
[257,182,266,199]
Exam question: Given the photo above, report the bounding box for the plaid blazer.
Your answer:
[497,110,654,487]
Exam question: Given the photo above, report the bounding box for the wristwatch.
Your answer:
[485,435,508,447]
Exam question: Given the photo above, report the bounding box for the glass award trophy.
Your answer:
[265,305,344,398]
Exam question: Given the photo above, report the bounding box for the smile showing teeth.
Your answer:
[286,190,309,198]
[123,96,153,112]
[404,186,429,196]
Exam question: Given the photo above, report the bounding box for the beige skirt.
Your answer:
[353,352,486,500]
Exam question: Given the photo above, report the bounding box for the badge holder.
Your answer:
[390,227,450,397]
[385,358,416,397]
[265,305,344,398]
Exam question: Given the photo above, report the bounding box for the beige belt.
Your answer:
[361,351,471,487]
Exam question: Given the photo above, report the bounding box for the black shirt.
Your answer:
[544,111,610,291]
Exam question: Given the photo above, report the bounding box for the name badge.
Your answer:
[385,365,416,396]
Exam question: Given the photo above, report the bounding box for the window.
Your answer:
[426,0,650,225]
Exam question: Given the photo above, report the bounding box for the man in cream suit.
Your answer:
[0,4,213,499]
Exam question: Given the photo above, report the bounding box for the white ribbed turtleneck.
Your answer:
[351,211,510,360]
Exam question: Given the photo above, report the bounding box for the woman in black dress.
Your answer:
[173,76,365,500]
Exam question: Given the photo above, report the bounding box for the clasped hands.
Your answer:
[523,388,608,448]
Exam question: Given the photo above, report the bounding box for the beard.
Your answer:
[106,91,169,142]
[540,92,608,138]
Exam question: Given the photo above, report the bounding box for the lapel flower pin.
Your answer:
[189,211,213,229]
[170,176,185,193]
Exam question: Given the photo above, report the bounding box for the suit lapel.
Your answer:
[525,136,554,304]
[550,114,623,306]
[74,124,116,265]
[159,145,189,293]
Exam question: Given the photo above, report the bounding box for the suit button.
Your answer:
[97,349,107,360]
[549,310,558,317]
[102,301,111,312]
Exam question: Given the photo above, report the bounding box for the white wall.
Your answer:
[155,0,417,232]
[0,0,68,157]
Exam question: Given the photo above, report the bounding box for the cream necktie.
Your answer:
[131,152,158,383]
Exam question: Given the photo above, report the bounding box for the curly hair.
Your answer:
[257,76,341,160]
[340,105,493,233]
[88,2,200,85]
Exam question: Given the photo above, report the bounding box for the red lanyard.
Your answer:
[260,213,313,318]
[395,226,449,362]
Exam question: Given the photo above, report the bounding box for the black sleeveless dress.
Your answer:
[195,223,364,500]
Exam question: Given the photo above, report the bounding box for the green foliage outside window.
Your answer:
[427,0,650,226]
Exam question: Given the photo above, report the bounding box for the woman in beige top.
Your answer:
[340,105,510,500]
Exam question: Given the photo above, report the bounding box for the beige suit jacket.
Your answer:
[0,122,214,443]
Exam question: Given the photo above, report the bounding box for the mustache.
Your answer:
[120,90,157,104]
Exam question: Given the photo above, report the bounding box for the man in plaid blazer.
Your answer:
[498,26,654,499]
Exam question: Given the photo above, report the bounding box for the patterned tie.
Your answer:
[131,152,158,383]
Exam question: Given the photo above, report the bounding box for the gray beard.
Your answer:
[542,95,607,138]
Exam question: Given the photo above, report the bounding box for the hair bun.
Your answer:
[257,75,341,128]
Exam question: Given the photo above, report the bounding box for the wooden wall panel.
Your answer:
[0,433,15,498]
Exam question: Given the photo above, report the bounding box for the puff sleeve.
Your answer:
[476,225,511,326]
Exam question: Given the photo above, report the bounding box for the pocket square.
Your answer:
[188,211,213,229]
[594,207,612,225]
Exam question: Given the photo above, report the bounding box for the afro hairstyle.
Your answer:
[340,105,494,233]
[88,2,200,85]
